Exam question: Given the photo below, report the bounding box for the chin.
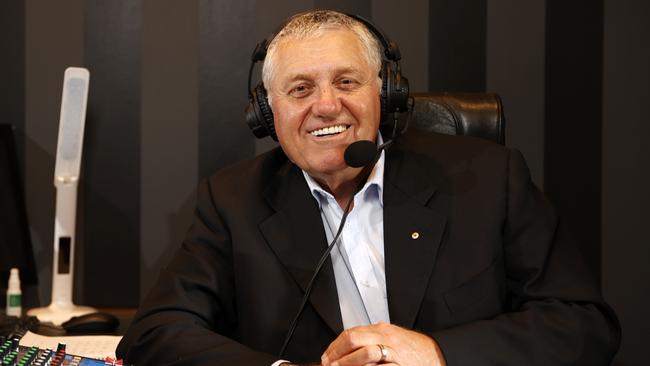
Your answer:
[306,157,348,176]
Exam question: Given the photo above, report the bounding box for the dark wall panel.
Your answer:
[139,0,200,300]
[83,1,142,307]
[544,0,603,276]
[428,0,487,91]
[0,1,25,171]
[0,1,34,304]
[486,0,545,187]
[199,0,257,179]
[372,0,430,93]
[602,1,650,365]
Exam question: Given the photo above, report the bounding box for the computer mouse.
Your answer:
[61,312,119,334]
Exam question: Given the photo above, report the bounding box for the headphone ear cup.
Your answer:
[379,63,390,124]
[392,70,409,112]
[382,62,410,115]
[245,84,277,141]
[255,86,277,140]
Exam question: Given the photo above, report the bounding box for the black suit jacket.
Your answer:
[117,131,620,365]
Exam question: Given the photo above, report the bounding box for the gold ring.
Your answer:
[378,344,389,363]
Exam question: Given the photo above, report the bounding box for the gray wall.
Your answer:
[486,0,545,186]
[140,0,199,308]
[1,0,647,364]
[602,1,650,365]
[24,0,85,304]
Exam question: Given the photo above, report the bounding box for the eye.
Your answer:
[336,78,359,90]
[288,84,313,98]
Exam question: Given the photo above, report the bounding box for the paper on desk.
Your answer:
[19,331,122,360]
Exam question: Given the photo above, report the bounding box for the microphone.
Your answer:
[344,94,413,168]
[344,139,394,168]
[344,140,376,168]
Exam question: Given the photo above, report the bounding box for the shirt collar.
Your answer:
[302,134,385,209]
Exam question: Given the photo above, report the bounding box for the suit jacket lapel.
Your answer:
[383,146,447,329]
[260,161,343,335]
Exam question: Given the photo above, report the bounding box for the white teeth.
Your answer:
[310,125,348,136]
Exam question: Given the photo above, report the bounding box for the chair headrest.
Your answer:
[410,92,505,145]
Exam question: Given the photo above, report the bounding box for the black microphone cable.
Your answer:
[278,151,382,358]
[278,184,354,358]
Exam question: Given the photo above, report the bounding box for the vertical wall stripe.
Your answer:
[602,1,650,364]
[486,0,546,186]
[83,1,142,307]
[24,0,85,305]
[428,0,487,91]
[0,1,35,306]
[199,0,257,179]
[0,1,25,172]
[140,0,199,300]
[372,0,430,93]
[544,0,603,277]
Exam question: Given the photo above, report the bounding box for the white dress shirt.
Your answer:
[272,139,390,366]
[302,151,390,329]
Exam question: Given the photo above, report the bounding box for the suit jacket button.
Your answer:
[411,232,420,239]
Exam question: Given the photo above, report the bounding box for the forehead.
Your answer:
[272,30,372,83]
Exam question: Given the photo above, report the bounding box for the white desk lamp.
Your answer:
[28,67,96,325]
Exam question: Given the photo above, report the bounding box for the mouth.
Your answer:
[309,124,349,137]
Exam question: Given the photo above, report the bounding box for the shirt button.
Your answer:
[411,232,420,240]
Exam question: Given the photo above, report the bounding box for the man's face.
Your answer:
[267,29,381,183]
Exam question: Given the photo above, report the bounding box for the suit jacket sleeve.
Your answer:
[430,148,621,365]
[116,178,277,365]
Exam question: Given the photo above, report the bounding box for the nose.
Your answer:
[311,85,341,118]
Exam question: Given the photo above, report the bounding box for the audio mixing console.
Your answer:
[0,335,123,366]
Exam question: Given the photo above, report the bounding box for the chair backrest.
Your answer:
[410,92,505,145]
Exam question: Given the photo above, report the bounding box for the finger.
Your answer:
[322,327,385,364]
[329,344,385,366]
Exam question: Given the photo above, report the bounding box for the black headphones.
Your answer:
[245,13,410,141]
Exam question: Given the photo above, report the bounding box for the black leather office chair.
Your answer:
[408,92,505,145]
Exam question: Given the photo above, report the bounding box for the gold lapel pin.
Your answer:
[411,232,420,240]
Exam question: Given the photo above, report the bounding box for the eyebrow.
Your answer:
[280,67,365,88]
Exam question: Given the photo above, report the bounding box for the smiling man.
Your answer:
[267,27,381,208]
[117,10,620,366]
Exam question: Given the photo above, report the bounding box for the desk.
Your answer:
[98,308,136,336]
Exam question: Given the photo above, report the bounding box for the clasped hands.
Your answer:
[294,322,446,366]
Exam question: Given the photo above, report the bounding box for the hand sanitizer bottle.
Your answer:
[6,268,22,317]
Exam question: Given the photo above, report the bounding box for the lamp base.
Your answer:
[27,303,97,326]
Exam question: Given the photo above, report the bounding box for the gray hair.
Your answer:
[262,10,383,104]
